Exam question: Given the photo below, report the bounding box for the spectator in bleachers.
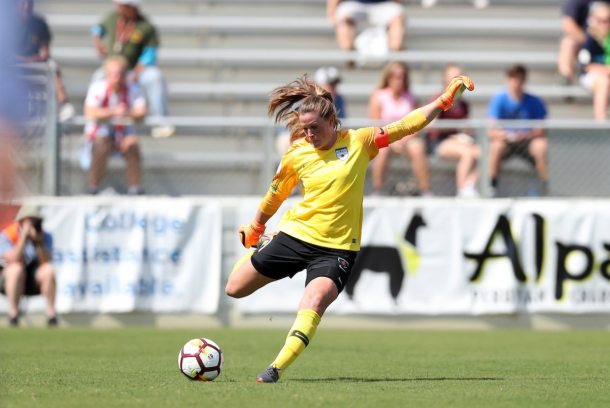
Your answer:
[369,61,431,196]
[427,64,480,198]
[557,0,610,84]
[578,1,610,120]
[315,67,347,119]
[487,64,549,197]
[84,56,147,195]
[91,0,175,139]
[421,0,489,9]
[0,205,56,327]
[327,0,405,56]
[15,0,75,122]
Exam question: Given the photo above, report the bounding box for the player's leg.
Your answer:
[387,13,405,51]
[489,137,507,193]
[3,262,26,324]
[258,278,335,383]
[371,145,391,194]
[225,256,275,298]
[557,35,580,82]
[34,262,57,322]
[528,137,549,195]
[592,73,610,121]
[120,135,142,194]
[436,137,480,194]
[257,251,354,383]
[88,136,113,193]
[405,137,431,195]
[334,2,361,51]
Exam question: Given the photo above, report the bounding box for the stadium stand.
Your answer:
[33,0,599,196]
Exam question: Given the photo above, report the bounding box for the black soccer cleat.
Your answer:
[255,366,280,383]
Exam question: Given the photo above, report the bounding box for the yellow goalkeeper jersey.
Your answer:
[260,127,379,251]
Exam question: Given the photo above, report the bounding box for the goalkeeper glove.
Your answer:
[435,76,475,111]
[239,220,266,249]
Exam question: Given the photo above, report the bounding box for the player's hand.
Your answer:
[239,220,266,249]
[435,76,475,111]
[114,103,128,117]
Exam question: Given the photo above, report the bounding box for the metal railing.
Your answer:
[52,116,610,198]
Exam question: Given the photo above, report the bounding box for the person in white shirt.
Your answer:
[84,55,147,195]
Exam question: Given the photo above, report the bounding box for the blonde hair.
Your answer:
[103,55,129,72]
[376,61,410,91]
[589,1,610,43]
[268,75,340,145]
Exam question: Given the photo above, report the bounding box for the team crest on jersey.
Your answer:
[335,147,349,161]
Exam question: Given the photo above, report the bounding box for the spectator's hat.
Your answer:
[315,67,341,86]
[15,205,42,222]
[113,0,143,6]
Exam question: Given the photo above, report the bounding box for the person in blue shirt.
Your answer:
[578,1,610,120]
[487,64,549,196]
[0,206,56,327]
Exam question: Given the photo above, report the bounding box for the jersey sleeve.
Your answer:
[259,151,299,216]
[354,127,379,160]
[144,23,160,48]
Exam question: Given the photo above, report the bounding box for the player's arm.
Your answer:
[562,16,586,43]
[374,76,474,148]
[239,153,298,248]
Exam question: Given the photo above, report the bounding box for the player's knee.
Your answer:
[225,281,244,299]
[37,263,55,281]
[122,137,139,154]
[5,262,26,280]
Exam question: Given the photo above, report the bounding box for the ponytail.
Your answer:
[268,75,340,145]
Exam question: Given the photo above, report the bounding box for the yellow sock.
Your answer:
[271,309,321,378]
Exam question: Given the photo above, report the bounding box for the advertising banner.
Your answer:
[235,199,610,314]
[0,200,222,314]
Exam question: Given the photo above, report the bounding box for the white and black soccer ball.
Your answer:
[178,338,224,381]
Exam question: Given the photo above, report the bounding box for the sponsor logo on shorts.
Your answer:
[338,257,349,272]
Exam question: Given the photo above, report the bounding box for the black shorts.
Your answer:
[0,261,41,296]
[504,140,535,166]
[250,232,358,293]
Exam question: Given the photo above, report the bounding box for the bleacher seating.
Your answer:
[34,0,595,196]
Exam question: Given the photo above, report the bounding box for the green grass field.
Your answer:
[1,328,608,408]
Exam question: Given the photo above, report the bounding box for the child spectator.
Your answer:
[487,64,549,197]
[84,56,147,195]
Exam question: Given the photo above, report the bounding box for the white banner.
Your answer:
[235,199,610,314]
[0,200,222,314]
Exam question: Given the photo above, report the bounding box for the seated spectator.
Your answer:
[0,206,56,327]
[91,0,175,138]
[327,0,405,55]
[488,64,549,197]
[84,56,146,195]
[315,66,347,119]
[421,0,489,9]
[369,61,431,196]
[557,0,609,84]
[427,64,480,198]
[14,0,75,122]
[578,1,610,120]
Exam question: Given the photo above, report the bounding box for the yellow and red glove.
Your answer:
[239,220,266,249]
[435,76,475,111]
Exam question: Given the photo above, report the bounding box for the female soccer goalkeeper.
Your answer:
[226,74,474,383]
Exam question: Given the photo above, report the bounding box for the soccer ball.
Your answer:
[178,338,224,381]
